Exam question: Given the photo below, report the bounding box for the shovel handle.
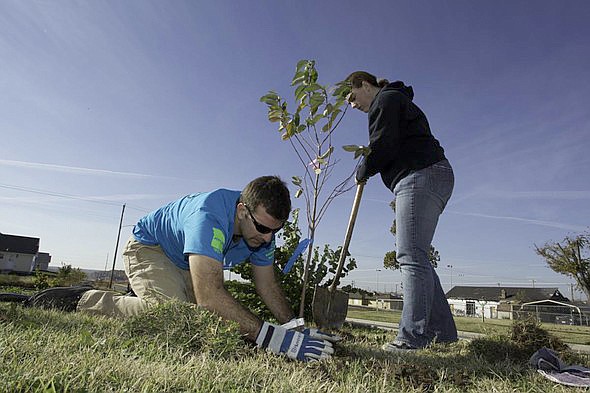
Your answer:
[329,182,364,292]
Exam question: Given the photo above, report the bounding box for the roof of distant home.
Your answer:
[0,232,40,254]
[446,286,567,303]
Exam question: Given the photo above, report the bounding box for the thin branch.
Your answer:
[320,105,349,146]
[291,134,316,166]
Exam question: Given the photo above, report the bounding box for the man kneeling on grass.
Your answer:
[21,176,339,362]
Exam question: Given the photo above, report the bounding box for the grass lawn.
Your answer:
[1,300,590,392]
[347,306,590,345]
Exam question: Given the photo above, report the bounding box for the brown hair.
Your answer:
[345,71,389,89]
[240,176,291,221]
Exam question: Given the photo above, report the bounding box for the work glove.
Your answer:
[302,327,342,343]
[281,318,343,344]
[256,321,333,362]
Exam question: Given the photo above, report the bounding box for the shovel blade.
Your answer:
[312,285,349,329]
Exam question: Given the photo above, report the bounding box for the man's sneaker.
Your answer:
[24,285,93,312]
[382,341,419,352]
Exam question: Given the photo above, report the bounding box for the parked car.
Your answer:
[554,315,575,325]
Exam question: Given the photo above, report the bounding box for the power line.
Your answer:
[0,182,150,212]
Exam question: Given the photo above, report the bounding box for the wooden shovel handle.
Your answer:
[329,182,364,292]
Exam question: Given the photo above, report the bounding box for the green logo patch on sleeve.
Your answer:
[211,228,225,254]
[265,239,276,260]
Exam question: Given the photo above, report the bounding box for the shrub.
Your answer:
[49,264,87,287]
[227,209,356,322]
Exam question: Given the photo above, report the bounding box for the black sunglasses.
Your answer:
[346,91,356,104]
[244,204,283,234]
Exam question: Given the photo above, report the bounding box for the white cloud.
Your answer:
[448,210,587,231]
[484,190,590,200]
[0,159,179,179]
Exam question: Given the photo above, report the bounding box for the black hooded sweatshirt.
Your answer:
[356,81,446,190]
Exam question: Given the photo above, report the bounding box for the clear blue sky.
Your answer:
[1,1,589,300]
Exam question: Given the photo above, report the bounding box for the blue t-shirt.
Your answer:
[132,189,275,270]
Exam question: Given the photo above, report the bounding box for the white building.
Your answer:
[446,286,568,320]
[0,232,51,273]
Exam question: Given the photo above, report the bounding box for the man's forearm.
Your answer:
[253,264,296,324]
[256,282,295,324]
[198,286,262,341]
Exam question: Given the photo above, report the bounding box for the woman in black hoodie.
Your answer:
[346,71,457,351]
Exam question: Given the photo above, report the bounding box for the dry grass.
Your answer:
[1,302,589,392]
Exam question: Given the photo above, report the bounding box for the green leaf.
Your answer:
[309,93,324,114]
[296,124,306,133]
[310,69,318,83]
[295,188,303,198]
[296,59,309,72]
[333,81,351,99]
[309,92,324,103]
[295,85,306,102]
[307,113,323,126]
[304,83,323,93]
[342,144,361,152]
[268,109,283,123]
[291,176,302,186]
[286,121,300,138]
[297,100,306,113]
[330,109,341,119]
[318,146,334,160]
[260,91,279,105]
[360,146,372,156]
[291,72,306,86]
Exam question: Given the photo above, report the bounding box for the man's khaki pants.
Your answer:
[78,237,196,317]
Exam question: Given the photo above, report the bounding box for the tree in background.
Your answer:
[260,60,366,317]
[227,209,356,321]
[535,232,590,302]
[52,263,87,287]
[383,201,441,271]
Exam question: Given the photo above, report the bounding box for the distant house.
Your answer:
[34,252,52,271]
[348,291,369,307]
[445,286,568,320]
[371,293,404,311]
[0,232,52,274]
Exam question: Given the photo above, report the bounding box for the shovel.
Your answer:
[312,182,364,329]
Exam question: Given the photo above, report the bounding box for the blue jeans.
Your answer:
[392,159,457,348]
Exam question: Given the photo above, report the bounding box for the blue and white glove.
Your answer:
[302,327,342,343]
[281,318,343,344]
[256,322,333,362]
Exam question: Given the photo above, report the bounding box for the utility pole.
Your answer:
[570,283,575,301]
[375,269,382,294]
[109,204,126,289]
[447,264,453,289]
[532,279,535,288]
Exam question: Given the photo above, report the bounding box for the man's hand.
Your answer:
[355,167,368,184]
[256,322,333,362]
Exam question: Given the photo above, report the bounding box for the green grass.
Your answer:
[0,274,36,289]
[1,301,590,392]
[347,306,590,345]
